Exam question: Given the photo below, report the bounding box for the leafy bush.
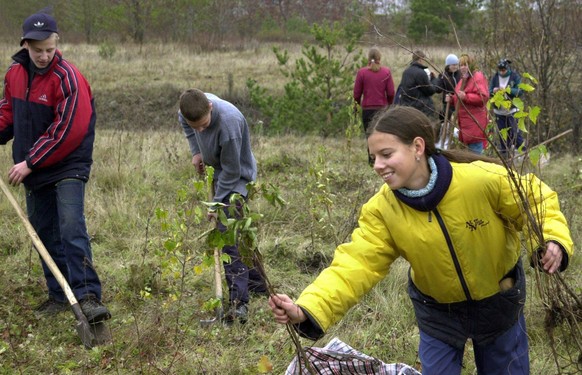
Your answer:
[247,21,364,136]
[98,42,116,59]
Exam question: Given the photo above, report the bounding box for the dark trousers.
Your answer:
[496,114,525,156]
[26,179,102,302]
[362,109,382,165]
[217,194,266,306]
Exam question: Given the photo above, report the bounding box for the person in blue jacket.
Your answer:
[0,12,110,323]
[489,59,526,158]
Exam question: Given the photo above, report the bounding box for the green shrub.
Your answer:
[247,21,364,136]
[98,42,116,59]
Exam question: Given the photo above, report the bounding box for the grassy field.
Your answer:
[0,42,580,374]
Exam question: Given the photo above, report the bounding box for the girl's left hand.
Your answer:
[541,241,563,274]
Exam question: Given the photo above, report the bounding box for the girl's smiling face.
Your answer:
[368,131,429,190]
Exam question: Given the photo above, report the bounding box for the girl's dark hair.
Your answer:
[367,106,500,164]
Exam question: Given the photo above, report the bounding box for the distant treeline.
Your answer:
[0,0,580,152]
[1,0,507,47]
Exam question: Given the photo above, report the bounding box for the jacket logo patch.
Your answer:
[38,94,48,102]
[466,218,489,232]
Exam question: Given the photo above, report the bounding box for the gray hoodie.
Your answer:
[179,93,257,202]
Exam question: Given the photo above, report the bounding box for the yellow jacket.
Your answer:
[296,159,573,333]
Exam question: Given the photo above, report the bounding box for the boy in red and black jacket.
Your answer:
[0,11,110,323]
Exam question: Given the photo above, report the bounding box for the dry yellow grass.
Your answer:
[2,40,577,374]
[0,41,463,96]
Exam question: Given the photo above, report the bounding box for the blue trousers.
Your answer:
[467,142,484,154]
[419,313,530,374]
[26,179,102,302]
[217,194,266,306]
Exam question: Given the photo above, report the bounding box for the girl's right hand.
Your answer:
[268,294,307,325]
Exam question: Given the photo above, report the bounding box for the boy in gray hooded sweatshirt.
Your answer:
[178,88,267,323]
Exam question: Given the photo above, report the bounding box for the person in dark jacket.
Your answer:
[434,54,461,148]
[489,58,525,159]
[0,12,110,323]
[435,54,461,123]
[398,50,440,118]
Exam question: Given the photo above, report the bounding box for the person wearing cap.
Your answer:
[0,12,111,323]
[353,47,395,165]
[489,59,525,159]
[435,54,461,123]
[398,50,440,118]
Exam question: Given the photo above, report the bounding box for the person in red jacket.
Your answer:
[446,54,490,154]
[353,47,395,165]
[0,12,110,323]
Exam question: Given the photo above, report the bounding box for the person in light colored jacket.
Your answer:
[269,106,573,375]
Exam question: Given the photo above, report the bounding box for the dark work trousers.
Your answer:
[26,179,102,302]
[362,109,382,165]
[217,193,267,307]
[496,114,525,157]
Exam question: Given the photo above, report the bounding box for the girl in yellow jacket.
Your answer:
[269,106,573,375]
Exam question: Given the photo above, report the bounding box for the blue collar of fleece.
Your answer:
[392,153,453,212]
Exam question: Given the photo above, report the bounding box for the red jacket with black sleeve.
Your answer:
[0,48,96,189]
